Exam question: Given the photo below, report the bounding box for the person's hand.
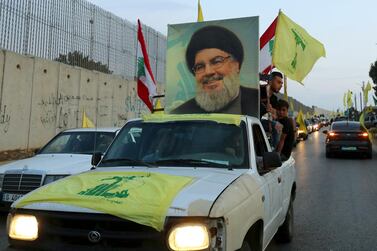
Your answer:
[266,103,273,113]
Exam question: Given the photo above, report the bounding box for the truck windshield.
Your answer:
[99,120,249,169]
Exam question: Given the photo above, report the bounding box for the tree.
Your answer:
[369,60,377,101]
[55,51,113,74]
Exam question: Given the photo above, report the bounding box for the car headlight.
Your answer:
[7,214,38,241]
[43,175,68,185]
[0,174,4,192]
[168,223,210,251]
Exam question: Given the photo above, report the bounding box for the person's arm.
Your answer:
[276,133,287,153]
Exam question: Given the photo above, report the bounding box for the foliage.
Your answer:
[369,61,377,98]
[55,51,112,74]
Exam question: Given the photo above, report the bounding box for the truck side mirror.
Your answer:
[263,152,282,169]
[91,152,103,167]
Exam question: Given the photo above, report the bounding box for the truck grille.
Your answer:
[30,211,166,249]
[2,174,42,194]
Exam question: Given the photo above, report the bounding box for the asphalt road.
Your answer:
[0,128,376,250]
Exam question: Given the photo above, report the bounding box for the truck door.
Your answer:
[252,124,283,241]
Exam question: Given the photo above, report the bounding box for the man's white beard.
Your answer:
[195,73,240,112]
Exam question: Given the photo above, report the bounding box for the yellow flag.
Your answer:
[82,111,95,128]
[153,98,164,114]
[363,81,372,105]
[15,171,193,232]
[272,11,326,83]
[296,110,307,133]
[347,90,353,108]
[197,0,204,22]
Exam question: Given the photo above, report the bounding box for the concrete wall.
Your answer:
[0,50,155,152]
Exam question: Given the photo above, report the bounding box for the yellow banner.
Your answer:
[273,11,326,83]
[143,113,242,125]
[296,110,307,133]
[364,81,372,105]
[347,90,353,108]
[15,172,193,231]
[82,111,95,128]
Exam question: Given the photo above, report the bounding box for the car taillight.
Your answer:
[328,131,337,137]
[359,132,369,138]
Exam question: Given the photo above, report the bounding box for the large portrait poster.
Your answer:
[166,17,259,117]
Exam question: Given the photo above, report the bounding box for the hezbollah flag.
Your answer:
[347,90,353,108]
[273,11,326,83]
[137,19,157,112]
[296,110,307,134]
[363,81,372,105]
[14,171,193,231]
[82,111,95,128]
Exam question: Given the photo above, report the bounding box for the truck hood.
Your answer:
[18,167,248,217]
[0,154,92,175]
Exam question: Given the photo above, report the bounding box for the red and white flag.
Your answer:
[260,17,277,74]
[137,19,157,111]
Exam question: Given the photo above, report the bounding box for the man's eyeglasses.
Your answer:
[192,55,233,74]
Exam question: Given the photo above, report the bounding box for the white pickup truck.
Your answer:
[7,114,296,251]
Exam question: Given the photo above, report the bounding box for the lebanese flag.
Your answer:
[137,19,157,112]
[260,17,277,74]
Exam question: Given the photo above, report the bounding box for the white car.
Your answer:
[0,128,119,210]
[7,115,296,251]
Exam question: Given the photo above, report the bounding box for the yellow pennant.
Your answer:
[296,110,307,133]
[15,171,193,231]
[82,111,95,128]
[363,81,372,105]
[197,0,204,22]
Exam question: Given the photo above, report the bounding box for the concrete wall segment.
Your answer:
[97,73,114,127]
[28,57,60,148]
[78,69,99,127]
[56,64,81,131]
[0,51,34,150]
[112,76,128,127]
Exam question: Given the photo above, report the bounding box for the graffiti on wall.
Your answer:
[0,104,11,133]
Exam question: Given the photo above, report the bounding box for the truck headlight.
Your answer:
[7,214,38,241]
[167,224,210,251]
[43,175,68,185]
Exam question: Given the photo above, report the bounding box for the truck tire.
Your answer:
[276,199,293,243]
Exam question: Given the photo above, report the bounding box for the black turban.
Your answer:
[186,26,244,74]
